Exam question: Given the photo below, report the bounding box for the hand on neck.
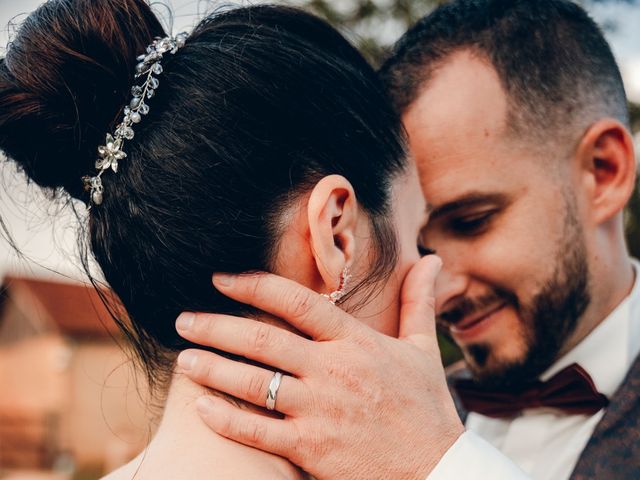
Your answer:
[110,371,304,479]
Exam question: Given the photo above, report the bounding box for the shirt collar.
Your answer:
[540,259,640,398]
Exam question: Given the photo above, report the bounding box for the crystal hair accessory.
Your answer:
[82,33,188,206]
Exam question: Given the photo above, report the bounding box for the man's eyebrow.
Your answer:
[429,193,509,221]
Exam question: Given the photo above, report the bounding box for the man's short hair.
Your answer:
[380,0,629,145]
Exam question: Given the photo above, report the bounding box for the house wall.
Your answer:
[0,336,154,474]
[66,341,152,471]
[0,335,69,469]
[0,335,68,413]
[0,299,45,347]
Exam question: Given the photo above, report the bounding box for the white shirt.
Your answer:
[429,259,640,480]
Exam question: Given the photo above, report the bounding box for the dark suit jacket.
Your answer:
[447,354,640,479]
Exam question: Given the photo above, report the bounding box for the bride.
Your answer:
[0,1,430,477]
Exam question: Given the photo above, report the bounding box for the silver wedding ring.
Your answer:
[265,371,283,411]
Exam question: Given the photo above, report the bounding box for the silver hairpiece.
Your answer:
[82,33,188,206]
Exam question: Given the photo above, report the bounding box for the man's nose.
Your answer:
[434,264,469,315]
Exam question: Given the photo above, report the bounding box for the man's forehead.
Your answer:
[403,50,509,147]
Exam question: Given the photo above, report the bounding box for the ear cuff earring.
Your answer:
[321,266,352,305]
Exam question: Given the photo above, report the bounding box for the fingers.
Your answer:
[211,272,359,341]
[176,312,309,375]
[177,349,305,415]
[195,394,299,460]
[398,255,442,350]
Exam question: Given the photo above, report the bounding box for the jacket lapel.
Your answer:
[570,351,640,479]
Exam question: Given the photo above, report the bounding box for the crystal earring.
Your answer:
[321,266,352,305]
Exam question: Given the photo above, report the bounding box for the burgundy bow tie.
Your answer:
[454,363,609,419]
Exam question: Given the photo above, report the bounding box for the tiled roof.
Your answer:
[0,275,122,338]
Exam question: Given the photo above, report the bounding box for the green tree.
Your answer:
[296,0,447,64]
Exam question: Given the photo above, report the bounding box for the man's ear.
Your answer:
[576,118,637,224]
[307,175,358,291]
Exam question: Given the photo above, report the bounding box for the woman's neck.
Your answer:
[107,372,304,479]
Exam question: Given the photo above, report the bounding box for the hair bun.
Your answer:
[0,0,165,200]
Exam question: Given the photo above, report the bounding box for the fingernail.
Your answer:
[433,255,443,271]
[196,396,214,415]
[213,273,234,287]
[176,312,195,331]
[177,350,197,371]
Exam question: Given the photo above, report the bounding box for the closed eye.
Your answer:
[417,244,436,257]
[449,211,497,236]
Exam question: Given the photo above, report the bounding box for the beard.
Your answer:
[440,199,591,391]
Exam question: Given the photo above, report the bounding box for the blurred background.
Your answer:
[0,0,638,478]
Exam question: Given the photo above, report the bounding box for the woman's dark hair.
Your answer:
[0,1,407,389]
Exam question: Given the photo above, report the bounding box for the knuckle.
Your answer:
[285,288,316,320]
[248,323,273,353]
[216,414,232,437]
[326,361,364,394]
[344,370,364,393]
[424,295,437,312]
[352,330,380,353]
[242,371,268,403]
[291,424,317,463]
[192,313,215,337]
[195,355,217,382]
[306,430,331,463]
[289,423,304,450]
[288,426,305,464]
[248,273,266,302]
[366,381,386,409]
[240,419,267,445]
[325,362,344,380]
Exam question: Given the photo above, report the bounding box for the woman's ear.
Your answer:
[307,175,358,291]
[575,118,637,225]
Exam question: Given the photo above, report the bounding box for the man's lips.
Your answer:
[447,301,507,334]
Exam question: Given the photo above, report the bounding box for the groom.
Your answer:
[175,0,639,478]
